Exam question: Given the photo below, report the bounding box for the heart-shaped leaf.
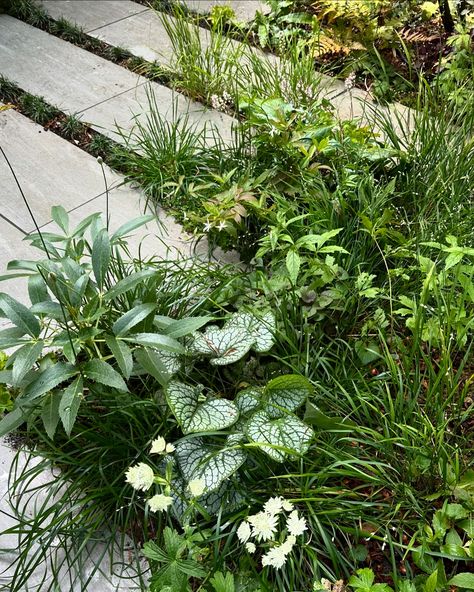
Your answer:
[235,386,263,416]
[190,325,254,366]
[245,410,313,461]
[174,438,246,494]
[226,311,276,353]
[166,381,239,434]
[264,374,313,418]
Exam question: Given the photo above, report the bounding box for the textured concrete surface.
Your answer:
[0,16,235,144]
[40,0,211,65]
[184,0,269,20]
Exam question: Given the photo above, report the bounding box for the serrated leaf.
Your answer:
[103,269,156,301]
[190,325,254,366]
[264,374,312,418]
[0,407,26,438]
[82,359,128,391]
[166,381,238,434]
[104,336,133,380]
[0,293,40,337]
[91,228,110,290]
[234,387,263,415]
[51,205,69,233]
[135,348,174,385]
[245,410,313,462]
[28,274,50,305]
[286,250,301,284]
[41,391,61,439]
[112,303,155,336]
[59,376,83,435]
[125,333,184,353]
[110,214,155,243]
[12,340,44,387]
[21,363,78,403]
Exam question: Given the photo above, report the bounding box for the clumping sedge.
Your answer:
[237,497,307,569]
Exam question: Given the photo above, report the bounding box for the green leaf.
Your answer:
[0,293,40,337]
[103,269,156,301]
[91,228,110,290]
[0,407,26,438]
[209,572,235,592]
[235,387,263,415]
[28,274,50,305]
[163,316,212,339]
[245,410,313,462]
[166,381,239,434]
[264,374,312,418]
[190,325,254,365]
[226,311,275,352]
[82,359,128,391]
[59,376,83,435]
[104,336,133,380]
[0,326,27,349]
[12,340,44,387]
[51,205,69,233]
[286,249,301,284]
[41,391,61,439]
[304,402,356,431]
[110,214,155,242]
[135,348,174,385]
[448,573,474,589]
[21,363,78,403]
[125,333,184,353]
[112,303,155,336]
[424,569,438,592]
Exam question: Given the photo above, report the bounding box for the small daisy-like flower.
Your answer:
[280,534,296,554]
[150,437,166,454]
[262,545,288,569]
[217,220,227,231]
[248,511,278,542]
[148,493,173,512]
[203,219,212,233]
[282,499,294,512]
[263,496,284,516]
[237,521,252,543]
[286,510,307,537]
[188,478,206,497]
[125,463,154,492]
[165,443,175,453]
[245,541,256,553]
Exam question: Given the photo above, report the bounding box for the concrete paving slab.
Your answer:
[183,0,269,21]
[40,0,210,65]
[0,221,31,306]
[0,16,234,143]
[40,0,149,32]
[0,105,127,232]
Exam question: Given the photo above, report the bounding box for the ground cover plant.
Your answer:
[0,1,473,591]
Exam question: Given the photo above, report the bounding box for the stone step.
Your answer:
[0,104,207,305]
[0,15,235,144]
[182,0,269,21]
[40,0,211,64]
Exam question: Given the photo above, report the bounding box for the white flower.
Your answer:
[262,545,288,569]
[165,443,175,453]
[282,499,294,512]
[125,463,154,492]
[203,219,212,233]
[344,71,356,91]
[280,534,296,554]
[286,510,307,537]
[217,220,227,231]
[245,541,256,553]
[148,493,173,512]
[188,478,206,497]
[237,521,252,543]
[248,511,278,542]
[150,437,166,454]
[263,496,284,516]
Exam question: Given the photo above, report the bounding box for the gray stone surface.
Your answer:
[183,0,269,21]
[0,16,234,144]
[41,0,149,32]
[40,1,211,65]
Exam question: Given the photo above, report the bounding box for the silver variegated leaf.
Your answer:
[190,325,254,366]
[234,386,263,415]
[226,311,276,353]
[174,438,246,494]
[166,381,239,434]
[245,410,313,462]
[264,374,313,418]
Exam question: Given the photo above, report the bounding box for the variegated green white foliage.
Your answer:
[166,381,239,434]
[245,411,313,462]
[189,311,275,366]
